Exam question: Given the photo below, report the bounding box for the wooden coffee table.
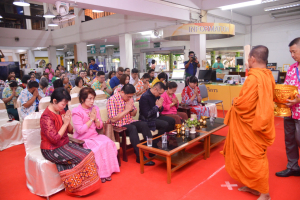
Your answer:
[137,118,226,183]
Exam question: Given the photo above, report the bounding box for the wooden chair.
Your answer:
[175,93,191,118]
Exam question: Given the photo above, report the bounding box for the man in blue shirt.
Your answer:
[110,67,124,90]
[184,51,200,79]
[89,58,99,75]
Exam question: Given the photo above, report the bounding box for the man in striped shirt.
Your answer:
[107,84,155,165]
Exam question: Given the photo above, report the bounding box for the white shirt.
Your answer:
[129,76,140,85]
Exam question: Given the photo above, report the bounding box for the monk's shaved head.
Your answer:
[289,37,300,47]
[249,45,269,65]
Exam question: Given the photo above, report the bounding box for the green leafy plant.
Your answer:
[185,118,200,128]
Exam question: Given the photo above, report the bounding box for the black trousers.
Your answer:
[155,115,176,136]
[284,117,300,170]
[122,121,152,159]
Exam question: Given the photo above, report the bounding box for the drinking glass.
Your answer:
[162,134,167,143]
[147,137,153,147]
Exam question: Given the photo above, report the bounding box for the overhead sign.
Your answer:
[90,45,96,54]
[100,45,106,54]
[163,23,235,40]
[133,36,150,49]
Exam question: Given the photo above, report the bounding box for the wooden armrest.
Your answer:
[113,126,127,145]
[68,136,85,146]
[113,126,127,133]
[178,104,191,109]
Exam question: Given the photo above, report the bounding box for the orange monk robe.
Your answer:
[221,68,276,194]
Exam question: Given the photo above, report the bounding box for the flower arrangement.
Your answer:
[185,118,200,128]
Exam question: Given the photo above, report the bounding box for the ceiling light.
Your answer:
[139,31,153,35]
[48,19,58,27]
[87,44,95,46]
[261,0,278,3]
[43,7,55,18]
[57,49,64,50]
[0,15,2,19]
[13,0,30,6]
[92,10,104,13]
[265,2,300,11]
[220,0,261,10]
[105,45,114,47]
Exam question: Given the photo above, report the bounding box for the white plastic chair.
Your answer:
[0,100,23,151]
[22,112,64,199]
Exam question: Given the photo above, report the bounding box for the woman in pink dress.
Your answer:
[161,82,188,124]
[45,63,54,83]
[72,87,120,183]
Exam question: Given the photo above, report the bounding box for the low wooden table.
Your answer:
[137,118,226,183]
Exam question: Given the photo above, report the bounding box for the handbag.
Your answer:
[102,120,115,142]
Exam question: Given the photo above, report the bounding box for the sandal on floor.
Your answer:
[101,178,106,183]
[105,177,112,181]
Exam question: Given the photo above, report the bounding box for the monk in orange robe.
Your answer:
[221,45,275,200]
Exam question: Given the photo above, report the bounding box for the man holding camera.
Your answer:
[184,51,200,82]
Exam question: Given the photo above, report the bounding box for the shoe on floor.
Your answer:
[136,156,155,166]
[275,168,300,177]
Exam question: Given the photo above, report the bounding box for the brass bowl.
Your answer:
[274,85,298,117]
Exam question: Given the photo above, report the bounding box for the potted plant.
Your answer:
[185,118,200,133]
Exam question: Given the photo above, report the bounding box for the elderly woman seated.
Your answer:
[161,82,188,124]
[181,76,210,120]
[40,87,101,196]
[2,81,23,120]
[70,76,84,94]
[72,87,120,183]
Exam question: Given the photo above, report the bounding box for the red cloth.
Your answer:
[40,107,69,150]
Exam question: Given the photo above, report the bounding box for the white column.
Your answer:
[74,8,85,25]
[26,49,35,68]
[119,34,133,70]
[23,6,32,30]
[140,52,146,72]
[47,46,57,67]
[76,42,88,63]
[190,34,206,72]
[184,49,189,61]
[244,45,251,71]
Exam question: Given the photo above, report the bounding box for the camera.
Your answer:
[191,56,197,62]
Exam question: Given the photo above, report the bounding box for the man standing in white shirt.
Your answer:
[129,68,140,86]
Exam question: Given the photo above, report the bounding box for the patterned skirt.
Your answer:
[190,105,210,120]
[41,143,101,196]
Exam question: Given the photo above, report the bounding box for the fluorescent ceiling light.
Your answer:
[43,7,55,18]
[57,49,64,50]
[139,31,153,35]
[220,0,261,10]
[265,2,300,11]
[13,0,30,6]
[105,45,114,47]
[92,10,104,13]
[0,15,2,19]
[261,0,278,3]
[87,44,95,46]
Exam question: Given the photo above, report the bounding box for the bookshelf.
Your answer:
[19,53,27,68]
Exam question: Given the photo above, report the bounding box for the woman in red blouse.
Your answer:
[40,87,100,196]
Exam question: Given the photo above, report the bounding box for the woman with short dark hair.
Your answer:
[181,76,210,120]
[113,74,130,94]
[106,71,116,86]
[70,77,84,94]
[72,87,120,183]
[161,82,188,124]
[40,87,101,196]
[2,81,23,120]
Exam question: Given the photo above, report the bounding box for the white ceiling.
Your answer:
[231,0,299,16]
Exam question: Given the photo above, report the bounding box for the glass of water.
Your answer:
[162,134,167,143]
[147,137,153,147]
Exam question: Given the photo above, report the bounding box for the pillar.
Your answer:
[140,52,146,72]
[47,46,57,67]
[76,42,88,64]
[190,34,206,71]
[23,6,32,30]
[169,53,173,71]
[184,49,189,62]
[119,34,133,70]
[244,45,251,71]
[26,49,35,68]
[211,51,215,67]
